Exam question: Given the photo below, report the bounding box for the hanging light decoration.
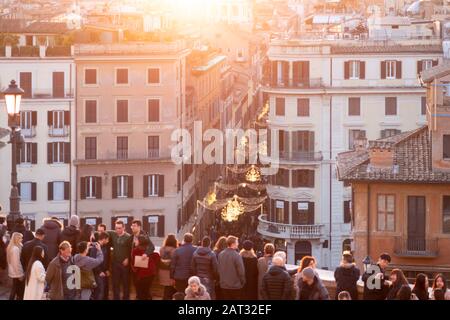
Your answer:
[221,195,244,222]
[205,189,217,206]
[245,165,261,182]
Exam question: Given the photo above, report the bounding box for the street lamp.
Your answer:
[2,80,24,230]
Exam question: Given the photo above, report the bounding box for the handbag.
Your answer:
[80,268,97,289]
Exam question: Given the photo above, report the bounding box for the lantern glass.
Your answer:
[5,93,21,115]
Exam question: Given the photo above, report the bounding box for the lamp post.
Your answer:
[2,80,24,230]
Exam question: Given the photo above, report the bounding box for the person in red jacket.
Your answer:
[131,235,160,300]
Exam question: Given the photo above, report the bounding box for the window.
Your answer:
[147,68,160,84]
[148,99,160,122]
[50,110,66,129]
[421,97,427,116]
[144,215,165,237]
[385,97,397,116]
[85,100,97,123]
[422,59,433,71]
[377,194,395,231]
[19,142,37,164]
[345,61,365,80]
[85,137,97,160]
[343,200,352,224]
[84,69,97,85]
[349,61,360,79]
[81,176,101,199]
[380,129,401,139]
[297,98,309,117]
[348,97,361,116]
[292,170,314,188]
[52,72,64,98]
[51,181,67,201]
[116,176,128,198]
[275,200,285,223]
[20,111,36,133]
[19,182,32,201]
[117,136,128,160]
[275,97,285,116]
[116,100,128,122]
[116,68,128,85]
[48,142,69,164]
[144,174,164,197]
[270,168,289,187]
[20,72,32,98]
[385,60,397,79]
[148,216,158,236]
[443,196,450,234]
[444,135,450,159]
[148,136,159,158]
[292,131,314,153]
[349,129,366,150]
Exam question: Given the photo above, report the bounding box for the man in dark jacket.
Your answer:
[298,267,330,300]
[93,232,110,300]
[217,236,246,300]
[11,218,34,243]
[170,233,197,293]
[362,253,391,300]
[130,220,155,255]
[261,256,292,300]
[334,251,360,300]
[60,215,81,253]
[191,236,218,298]
[41,217,62,260]
[21,228,48,270]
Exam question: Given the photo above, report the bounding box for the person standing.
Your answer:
[45,241,76,300]
[334,251,360,300]
[191,236,218,299]
[386,269,408,300]
[93,232,110,300]
[73,241,104,300]
[106,220,132,300]
[361,253,391,300]
[431,274,450,300]
[170,233,197,293]
[217,236,245,300]
[21,228,48,270]
[240,240,258,300]
[159,234,178,300]
[11,218,34,244]
[213,236,227,300]
[412,273,429,300]
[261,256,292,300]
[41,217,62,261]
[23,246,46,300]
[60,216,81,253]
[257,243,274,300]
[184,276,211,300]
[297,267,329,300]
[130,220,155,254]
[7,232,25,300]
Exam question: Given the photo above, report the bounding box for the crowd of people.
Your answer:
[1,216,450,300]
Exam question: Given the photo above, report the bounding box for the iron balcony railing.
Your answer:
[262,76,324,89]
[394,237,439,258]
[278,151,323,162]
[257,214,324,239]
[48,125,69,137]
[21,127,36,138]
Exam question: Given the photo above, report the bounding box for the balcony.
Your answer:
[76,150,172,165]
[394,237,439,258]
[257,214,325,240]
[278,151,323,162]
[148,149,160,159]
[48,126,69,137]
[262,77,324,89]
[21,127,36,138]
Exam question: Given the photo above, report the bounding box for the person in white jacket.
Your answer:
[24,246,46,300]
[7,232,24,300]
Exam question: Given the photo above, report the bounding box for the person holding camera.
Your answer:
[361,253,391,300]
[73,241,103,300]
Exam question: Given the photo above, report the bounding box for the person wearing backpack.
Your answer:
[73,241,103,300]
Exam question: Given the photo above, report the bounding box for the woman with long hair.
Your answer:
[24,246,46,300]
[431,273,450,300]
[7,232,25,300]
[412,273,429,300]
[294,256,317,299]
[386,269,409,300]
[159,233,178,300]
[213,236,227,300]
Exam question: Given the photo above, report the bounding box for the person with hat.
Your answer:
[191,236,218,299]
[361,252,391,300]
[297,267,330,300]
[60,215,81,253]
[21,228,48,270]
[261,255,292,300]
[334,251,360,300]
[240,240,258,299]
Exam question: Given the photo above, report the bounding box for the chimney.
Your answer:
[353,132,367,151]
[369,141,394,168]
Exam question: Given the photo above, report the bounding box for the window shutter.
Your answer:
[360,61,365,79]
[292,170,298,188]
[270,199,275,222]
[292,61,299,85]
[177,170,181,192]
[64,111,70,126]
[308,131,315,152]
[308,170,315,188]
[17,183,21,198]
[158,175,164,197]
[267,129,271,157]
[284,201,289,224]
[432,59,438,67]
[292,202,298,220]
[308,202,315,224]
[292,131,299,153]
[127,176,133,198]
[64,182,70,200]
[48,182,53,201]
[112,176,117,199]
[271,61,278,84]
[396,61,402,79]
[47,111,53,126]
[302,61,310,82]
[143,216,150,233]
[344,201,351,224]
[80,177,86,200]
[143,175,148,197]
[31,143,37,164]
[64,142,70,163]
[157,215,165,237]
[31,182,37,201]
[96,177,102,199]
[344,61,349,79]
[47,143,53,164]
[381,61,386,79]
[417,60,422,74]
[31,111,37,126]
[111,217,116,230]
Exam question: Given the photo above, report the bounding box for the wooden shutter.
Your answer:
[396,61,402,79]
[270,199,275,222]
[52,72,64,98]
[47,143,53,164]
[95,177,102,199]
[112,176,117,199]
[302,61,309,80]
[284,201,289,224]
[292,170,298,188]
[143,175,148,197]
[292,202,298,224]
[64,182,69,200]
[143,216,150,233]
[292,61,299,85]
[48,182,53,201]
[64,111,70,126]
[360,61,365,79]
[31,182,37,201]
[267,128,271,157]
[157,215,165,237]
[127,176,133,198]
[17,183,21,198]
[432,59,438,67]
[158,175,164,197]
[47,111,53,126]
[20,72,32,98]
[31,111,37,126]
[381,61,386,79]
[308,131,315,152]
[64,142,70,163]
[271,61,278,84]
[308,202,315,225]
[308,170,315,188]
[344,201,351,224]
[31,143,37,164]
[80,177,86,200]
[344,61,349,79]
[417,60,423,74]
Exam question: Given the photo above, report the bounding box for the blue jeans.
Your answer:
[112,262,129,300]
[93,274,108,300]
